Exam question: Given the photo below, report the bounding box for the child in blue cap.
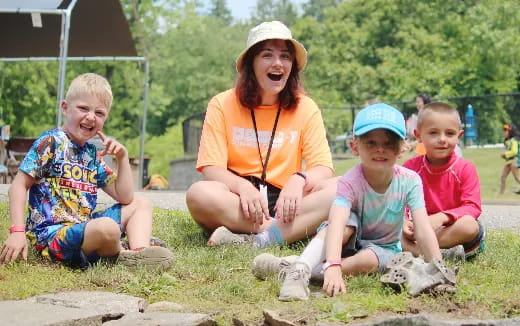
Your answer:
[253,103,443,301]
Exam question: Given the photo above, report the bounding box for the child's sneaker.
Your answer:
[207,226,255,247]
[441,245,466,262]
[252,253,299,280]
[278,262,311,301]
[118,246,173,270]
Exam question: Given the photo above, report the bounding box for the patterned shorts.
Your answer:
[28,204,122,268]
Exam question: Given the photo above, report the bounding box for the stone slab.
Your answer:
[103,312,216,326]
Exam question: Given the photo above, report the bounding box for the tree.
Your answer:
[301,0,342,22]
[251,0,298,26]
[208,0,232,25]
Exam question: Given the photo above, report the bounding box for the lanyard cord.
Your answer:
[250,105,282,185]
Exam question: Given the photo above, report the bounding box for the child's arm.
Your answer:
[441,162,482,223]
[323,205,350,296]
[0,172,35,264]
[410,207,442,261]
[97,131,134,205]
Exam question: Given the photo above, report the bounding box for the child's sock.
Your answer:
[298,237,326,271]
[254,225,284,248]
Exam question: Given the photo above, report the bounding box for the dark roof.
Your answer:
[0,0,137,58]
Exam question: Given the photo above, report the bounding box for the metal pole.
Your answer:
[138,59,150,189]
[55,1,77,127]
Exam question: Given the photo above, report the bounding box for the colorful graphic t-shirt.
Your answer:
[197,89,333,188]
[20,129,116,241]
[333,164,424,252]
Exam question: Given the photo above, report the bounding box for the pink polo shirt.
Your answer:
[403,153,481,222]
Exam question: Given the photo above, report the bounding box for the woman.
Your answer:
[186,21,336,248]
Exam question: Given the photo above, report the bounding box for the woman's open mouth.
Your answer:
[267,73,283,81]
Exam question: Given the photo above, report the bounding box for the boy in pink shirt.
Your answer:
[402,102,484,260]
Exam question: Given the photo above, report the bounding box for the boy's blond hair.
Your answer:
[65,73,113,109]
[417,102,461,129]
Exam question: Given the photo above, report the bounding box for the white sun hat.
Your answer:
[235,21,308,73]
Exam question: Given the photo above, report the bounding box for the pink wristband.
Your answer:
[9,225,25,233]
[322,261,342,272]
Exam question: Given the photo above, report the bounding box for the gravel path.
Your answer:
[0,184,518,232]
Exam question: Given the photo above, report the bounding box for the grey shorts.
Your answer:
[317,212,397,273]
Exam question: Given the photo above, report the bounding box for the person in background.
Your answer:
[406,94,431,155]
[186,21,337,248]
[499,123,520,195]
[402,102,483,261]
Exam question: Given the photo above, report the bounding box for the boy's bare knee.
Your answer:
[133,194,152,211]
[86,218,121,243]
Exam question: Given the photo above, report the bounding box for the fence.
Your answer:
[182,93,520,156]
[322,92,520,147]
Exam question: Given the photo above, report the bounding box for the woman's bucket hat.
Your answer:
[235,21,307,73]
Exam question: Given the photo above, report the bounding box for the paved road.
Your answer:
[0,185,519,232]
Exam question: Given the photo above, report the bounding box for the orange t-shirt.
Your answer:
[196,89,333,189]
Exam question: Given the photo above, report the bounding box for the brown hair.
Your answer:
[417,102,461,129]
[235,40,303,109]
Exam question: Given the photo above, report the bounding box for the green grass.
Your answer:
[333,147,518,201]
[1,147,519,325]
[1,201,520,325]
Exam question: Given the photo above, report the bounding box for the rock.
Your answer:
[103,312,216,325]
[146,301,186,312]
[263,309,296,326]
[28,291,146,314]
[0,300,103,325]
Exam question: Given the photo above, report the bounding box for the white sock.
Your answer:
[298,237,326,271]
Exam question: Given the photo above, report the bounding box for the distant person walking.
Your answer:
[406,94,431,155]
[499,123,520,195]
[186,21,337,248]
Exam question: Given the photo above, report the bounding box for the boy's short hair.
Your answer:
[65,73,113,109]
[417,102,461,129]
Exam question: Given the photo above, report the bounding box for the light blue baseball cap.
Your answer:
[353,103,406,139]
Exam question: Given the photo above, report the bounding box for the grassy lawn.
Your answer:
[0,147,519,325]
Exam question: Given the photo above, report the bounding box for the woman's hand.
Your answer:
[237,181,270,225]
[274,174,306,223]
[323,266,346,297]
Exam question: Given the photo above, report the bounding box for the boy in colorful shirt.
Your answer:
[402,102,484,260]
[0,73,173,269]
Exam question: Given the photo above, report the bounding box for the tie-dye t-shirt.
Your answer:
[333,164,424,252]
[20,128,116,238]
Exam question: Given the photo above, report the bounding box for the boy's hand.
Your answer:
[323,266,346,297]
[402,219,415,240]
[97,131,128,160]
[0,233,28,264]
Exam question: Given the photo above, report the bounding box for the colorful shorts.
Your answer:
[28,204,122,268]
[317,212,398,273]
[463,220,485,259]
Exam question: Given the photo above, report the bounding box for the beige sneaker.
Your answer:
[252,253,299,280]
[441,245,466,262]
[207,226,255,247]
[278,262,311,301]
[118,246,174,270]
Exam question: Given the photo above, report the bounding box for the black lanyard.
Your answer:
[250,105,282,185]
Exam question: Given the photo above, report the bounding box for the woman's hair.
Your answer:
[235,40,303,110]
[416,94,431,105]
[504,123,519,140]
